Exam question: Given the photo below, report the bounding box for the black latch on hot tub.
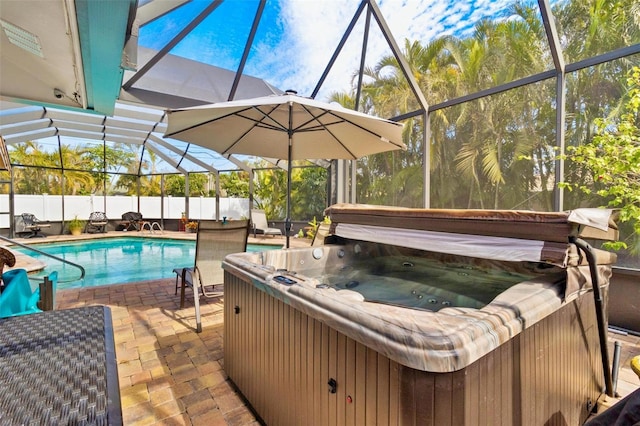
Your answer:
[274,275,297,285]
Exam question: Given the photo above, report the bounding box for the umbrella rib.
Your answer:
[221,104,288,155]
[236,111,286,133]
[298,104,403,149]
[294,111,346,133]
[166,105,288,140]
[165,107,257,137]
[293,110,356,148]
[296,106,357,158]
[250,104,288,131]
[297,104,404,159]
[326,109,405,149]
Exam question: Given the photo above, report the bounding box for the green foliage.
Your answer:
[304,215,331,240]
[8,143,255,199]
[163,173,209,196]
[252,162,328,222]
[331,0,638,212]
[164,174,185,196]
[187,173,209,197]
[10,142,63,195]
[10,142,138,195]
[291,167,328,220]
[219,171,250,197]
[561,67,640,250]
[164,172,250,197]
[253,165,287,219]
[84,144,138,174]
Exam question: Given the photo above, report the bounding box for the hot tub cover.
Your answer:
[324,204,618,267]
[325,204,619,242]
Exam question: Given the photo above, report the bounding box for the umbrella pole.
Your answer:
[286,153,292,248]
[285,104,293,248]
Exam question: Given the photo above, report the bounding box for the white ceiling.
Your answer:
[0,0,88,110]
[0,0,285,173]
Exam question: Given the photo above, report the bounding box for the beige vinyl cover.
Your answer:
[325,204,619,242]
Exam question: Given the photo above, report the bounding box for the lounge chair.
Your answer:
[15,213,51,238]
[175,219,249,332]
[250,209,282,238]
[86,211,108,233]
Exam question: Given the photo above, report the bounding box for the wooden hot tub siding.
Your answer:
[223,272,604,426]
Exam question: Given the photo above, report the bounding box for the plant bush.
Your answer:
[560,66,640,252]
[68,216,85,232]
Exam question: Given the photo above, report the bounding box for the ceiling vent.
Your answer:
[0,19,44,58]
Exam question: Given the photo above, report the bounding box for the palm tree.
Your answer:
[330,1,639,211]
[253,160,288,219]
[10,141,55,194]
[446,7,556,209]
[556,0,640,209]
[59,145,96,195]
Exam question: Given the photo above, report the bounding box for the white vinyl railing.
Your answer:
[0,194,250,228]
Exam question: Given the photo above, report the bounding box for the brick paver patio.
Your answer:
[57,278,259,426]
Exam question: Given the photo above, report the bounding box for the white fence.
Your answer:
[0,194,250,228]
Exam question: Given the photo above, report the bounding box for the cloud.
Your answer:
[245,1,356,98]
[140,0,517,103]
[246,0,514,101]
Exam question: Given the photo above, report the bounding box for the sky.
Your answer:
[139,0,522,102]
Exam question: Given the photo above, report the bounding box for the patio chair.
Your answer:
[250,209,282,238]
[176,219,249,333]
[86,211,109,233]
[16,213,51,238]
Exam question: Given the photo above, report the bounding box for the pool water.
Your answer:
[16,237,280,289]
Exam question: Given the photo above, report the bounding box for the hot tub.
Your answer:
[223,204,618,425]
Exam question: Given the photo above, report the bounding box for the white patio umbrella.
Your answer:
[164,91,405,247]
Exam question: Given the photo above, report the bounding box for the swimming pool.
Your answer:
[16,237,280,289]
